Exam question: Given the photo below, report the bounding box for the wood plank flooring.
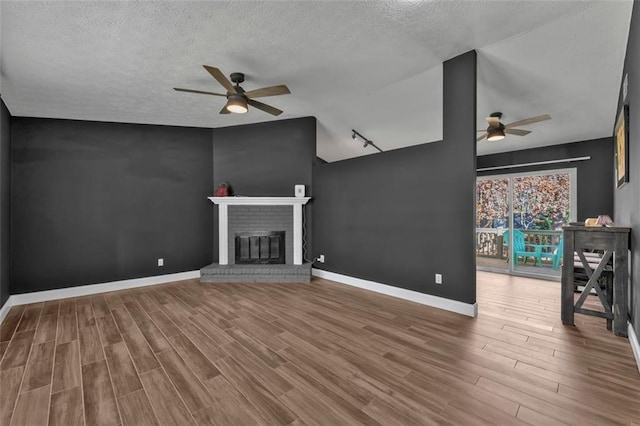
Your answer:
[1,271,639,425]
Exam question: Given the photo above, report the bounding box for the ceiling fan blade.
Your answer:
[504,128,531,136]
[505,114,551,129]
[203,65,237,94]
[247,98,283,116]
[477,133,488,142]
[219,106,231,114]
[244,85,291,98]
[486,116,500,127]
[174,88,226,96]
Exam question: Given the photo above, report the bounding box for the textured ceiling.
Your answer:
[0,1,633,162]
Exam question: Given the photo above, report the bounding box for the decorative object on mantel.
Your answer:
[215,182,229,197]
[614,104,629,188]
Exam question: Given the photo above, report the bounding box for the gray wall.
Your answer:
[478,137,614,221]
[616,1,639,344]
[0,99,10,308]
[312,51,477,304]
[11,118,213,294]
[212,117,316,262]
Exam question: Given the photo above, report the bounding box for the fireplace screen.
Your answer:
[235,231,285,264]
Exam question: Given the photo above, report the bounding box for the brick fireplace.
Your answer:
[200,196,312,283]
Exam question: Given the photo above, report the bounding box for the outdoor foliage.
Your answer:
[476,178,509,228]
[477,174,571,230]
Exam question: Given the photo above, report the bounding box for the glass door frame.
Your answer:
[476,167,577,280]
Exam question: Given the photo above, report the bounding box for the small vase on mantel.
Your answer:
[215,182,229,197]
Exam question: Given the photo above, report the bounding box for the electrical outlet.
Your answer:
[318,254,325,263]
[435,273,442,284]
[158,258,164,267]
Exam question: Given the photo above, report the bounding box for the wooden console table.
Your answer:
[561,225,630,337]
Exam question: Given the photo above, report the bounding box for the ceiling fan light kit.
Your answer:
[487,127,505,141]
[225,94,248,114]
[174,66,290,116]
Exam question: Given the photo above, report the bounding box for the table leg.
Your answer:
[606,272,613,331]
[613,234,628,337]
[561,232,575,326]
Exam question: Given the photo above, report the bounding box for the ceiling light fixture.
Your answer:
[351,129,384,152]
[487,127,505,141]
[225,94,248,114]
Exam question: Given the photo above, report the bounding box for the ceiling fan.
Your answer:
[477,112,551,142]
[174,65,290,116]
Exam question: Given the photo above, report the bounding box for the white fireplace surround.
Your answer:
[209,197,311,265]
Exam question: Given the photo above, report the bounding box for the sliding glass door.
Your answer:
[476,168,576,279]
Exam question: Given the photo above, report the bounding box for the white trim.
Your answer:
[312,268,478,317]
[0,297,14,325]
[629,322,640,374]
[293,204,303,265]
[218,204,229,265]
[6,270,200,307]
[208,196,311,206]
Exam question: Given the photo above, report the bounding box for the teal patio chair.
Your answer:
[512,229,541,266]
[540,236,563,269]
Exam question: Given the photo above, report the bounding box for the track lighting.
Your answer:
[351,129,384,153]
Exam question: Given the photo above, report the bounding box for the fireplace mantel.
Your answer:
[208,196,311,206]
[209,196,311,265]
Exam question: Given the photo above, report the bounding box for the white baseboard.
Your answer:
[629,322,640,374]
[3,270,200,312]
[312,268,478,317]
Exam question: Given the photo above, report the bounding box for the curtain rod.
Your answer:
[476,156,591,172]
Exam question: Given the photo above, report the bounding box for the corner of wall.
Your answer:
[0,97,12,309]
[0,296,13,325]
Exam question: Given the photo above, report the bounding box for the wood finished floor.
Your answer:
[1,271,639,425]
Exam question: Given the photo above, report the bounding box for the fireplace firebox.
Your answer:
[235,231,286,264]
